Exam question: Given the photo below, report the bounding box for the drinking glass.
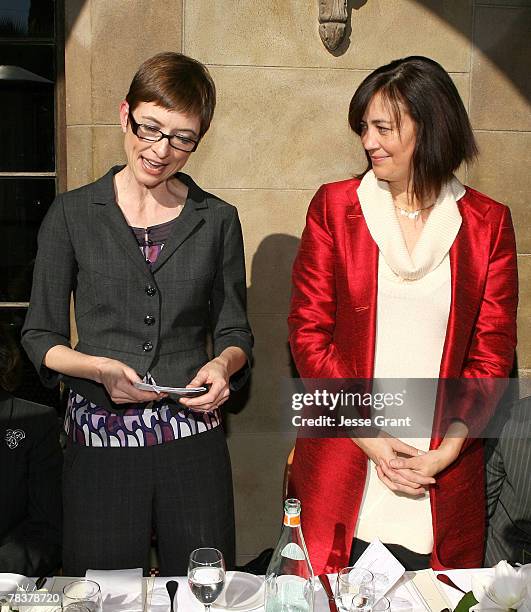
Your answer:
[62,580,102,612]
[188,547,226,612]
[372,573,389,602]
[63,605,93,612]
[335,567,374,612]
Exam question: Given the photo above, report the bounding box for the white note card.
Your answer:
[354,539,406,600]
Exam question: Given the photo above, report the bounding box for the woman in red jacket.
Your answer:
[288,56,518,572]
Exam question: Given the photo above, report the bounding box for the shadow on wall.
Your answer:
[333,1,529,103]
[225,234,301,427]
[247,234,300,316]
[415,0,530,104]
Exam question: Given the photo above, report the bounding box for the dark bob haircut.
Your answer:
[348,56,477,203]
[125,52,216,139]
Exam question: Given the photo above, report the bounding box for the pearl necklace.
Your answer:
[394,201,435,220]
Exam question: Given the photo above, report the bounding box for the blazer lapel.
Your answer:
[98,198,154,278]
[150,204,205,273]
[150,174,207,273]
[90,166,153,279]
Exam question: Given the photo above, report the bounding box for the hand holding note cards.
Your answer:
[134,382,208,398]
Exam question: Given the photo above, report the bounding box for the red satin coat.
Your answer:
[287,178,518,573]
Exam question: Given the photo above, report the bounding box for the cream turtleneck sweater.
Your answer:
[354,170,464,553]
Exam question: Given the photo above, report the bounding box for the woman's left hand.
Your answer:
[179,357,230,412]
[380,421,467,484]
[385,447,456,479]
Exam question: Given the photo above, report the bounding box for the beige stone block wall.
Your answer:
[185,0,472,71]
[65,0,91,127]
[468,132,531,253]
[64,0,530,564]
[185,66,363,189]
[66,126,93,190]
[470,6,531,131]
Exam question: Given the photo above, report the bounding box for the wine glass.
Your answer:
[335,567,374,612]
[188,547,226,612]
[63,580,102,612]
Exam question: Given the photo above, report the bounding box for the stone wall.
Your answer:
[64,0,530,564]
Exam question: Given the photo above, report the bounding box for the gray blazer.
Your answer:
[22,166,253,409]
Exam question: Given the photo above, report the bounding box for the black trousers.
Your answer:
[63,426,235,576]
[350,538,431,571]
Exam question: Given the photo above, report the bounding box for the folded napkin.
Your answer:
[86,568,143,612]
[147,577,203,612]
[387,570,453,611]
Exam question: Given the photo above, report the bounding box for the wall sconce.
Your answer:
[318,0,348,52]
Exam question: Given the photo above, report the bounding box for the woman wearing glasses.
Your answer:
[22,53,253,575]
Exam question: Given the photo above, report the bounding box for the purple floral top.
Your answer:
[65,218,220,447]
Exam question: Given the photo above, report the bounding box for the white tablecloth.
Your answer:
[45,568,490,611]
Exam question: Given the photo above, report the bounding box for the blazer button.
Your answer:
[145,284,157,296]
[142,341,153,352]
[144,315,155,326]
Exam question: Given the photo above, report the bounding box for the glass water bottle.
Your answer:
[264,498,314,612]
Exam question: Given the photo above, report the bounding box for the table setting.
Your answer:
[0,547,529,611]
[0,568,503,612]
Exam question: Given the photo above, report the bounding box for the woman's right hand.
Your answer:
[352,433,435,496]
[43,346,165,404]
[94,357,166,404]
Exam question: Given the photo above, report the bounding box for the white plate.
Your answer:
[0,573,36,594]
[212,571,264,611]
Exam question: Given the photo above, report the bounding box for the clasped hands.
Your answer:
[353,432,460,496]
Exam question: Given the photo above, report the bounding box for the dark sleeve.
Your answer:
[210,206,253,390]
[21,194,76,387]
[0,403,62,575]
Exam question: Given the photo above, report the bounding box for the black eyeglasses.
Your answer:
[128,113,199,153]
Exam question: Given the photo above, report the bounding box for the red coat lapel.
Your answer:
[344,185,378,379]
[430,193,491,569]
[440,196,490,379]
[432,194,491,445]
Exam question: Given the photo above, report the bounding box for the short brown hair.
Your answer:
[349,56,477,203]
[125,52,216,138]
